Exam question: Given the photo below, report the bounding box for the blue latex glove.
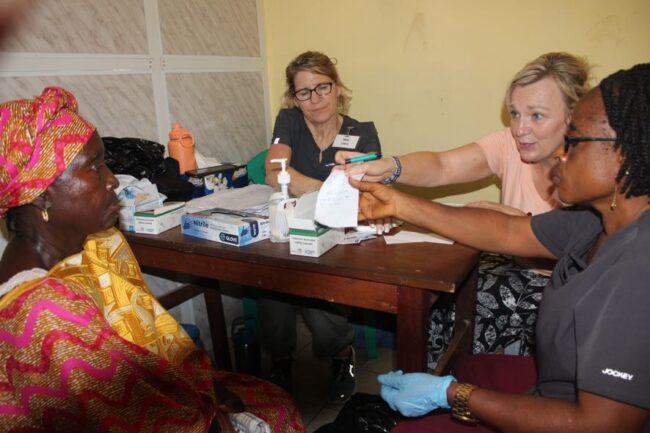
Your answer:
[378,370,456,417]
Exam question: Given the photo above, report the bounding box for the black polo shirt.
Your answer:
[270,108,381,181]
[532,207,649,431]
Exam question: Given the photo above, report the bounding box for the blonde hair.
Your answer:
[282,51,352,114]
[506,52,592,112]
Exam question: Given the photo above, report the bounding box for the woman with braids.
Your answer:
[350,63,650,433]
[0,87,305,433]
[338,52,592,365]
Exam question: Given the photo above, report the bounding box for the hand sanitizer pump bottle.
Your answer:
[269,158,295,243]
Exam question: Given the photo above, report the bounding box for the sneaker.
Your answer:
[268,358,292,393]
[327,347,356,404]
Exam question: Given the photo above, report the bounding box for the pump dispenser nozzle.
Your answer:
[268,158,295,243]
[270,158,291,198]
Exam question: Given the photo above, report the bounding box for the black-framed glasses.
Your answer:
[293,82,333,101]
[563,136,616,154]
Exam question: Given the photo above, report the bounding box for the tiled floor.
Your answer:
[269,317,396,432]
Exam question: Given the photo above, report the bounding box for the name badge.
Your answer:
[332,134,360,149]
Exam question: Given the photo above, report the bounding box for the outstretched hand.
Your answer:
[336,150,395,182]
[349,178,399,221]
[378,371,456,417]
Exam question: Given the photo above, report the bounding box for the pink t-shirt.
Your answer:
[476,128,559,215]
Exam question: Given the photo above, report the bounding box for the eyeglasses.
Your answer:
[563,136,616,154]
[293,82,333,101]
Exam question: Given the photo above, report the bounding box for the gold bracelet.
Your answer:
[451,383,478,424]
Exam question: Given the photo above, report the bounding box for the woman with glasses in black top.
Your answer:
[260,51,380,403]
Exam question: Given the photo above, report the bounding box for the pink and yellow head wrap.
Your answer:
[0,86,95,217]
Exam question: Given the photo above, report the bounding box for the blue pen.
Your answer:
[325,152,382,167]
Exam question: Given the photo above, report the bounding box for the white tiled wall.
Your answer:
[0,0,270,359]
[0,0,270,159]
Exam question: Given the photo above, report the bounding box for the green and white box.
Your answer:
[287,191,344,257]
[134,202,186,235]
[289,226,344,257]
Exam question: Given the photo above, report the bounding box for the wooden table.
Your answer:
[125,227,477,372]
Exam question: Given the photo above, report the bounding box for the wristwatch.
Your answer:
[451,383,478,424]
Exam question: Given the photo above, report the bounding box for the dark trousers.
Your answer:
[257,292,354,360]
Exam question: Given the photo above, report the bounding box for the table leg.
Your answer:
[433,264,479,375]
[202,281,232,370]
[396,286,437,372]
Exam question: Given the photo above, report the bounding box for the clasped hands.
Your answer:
[378,370,456,417]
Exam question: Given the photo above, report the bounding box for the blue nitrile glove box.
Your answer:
[181,209,269,247]
[185,164,248,198]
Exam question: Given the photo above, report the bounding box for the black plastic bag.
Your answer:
[103,136,167,180]
[314,393,403,433]
[103,136,194,201]
[153,157,195,201]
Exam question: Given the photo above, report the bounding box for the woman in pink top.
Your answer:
[338,52,591,366]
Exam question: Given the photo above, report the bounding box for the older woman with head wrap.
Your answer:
[0,87,305,433]
[351,63,650,433]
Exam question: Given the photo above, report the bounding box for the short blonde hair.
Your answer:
[282,51,352,114]
[506,52,592,112]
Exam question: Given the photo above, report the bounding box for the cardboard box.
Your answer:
[287,191,344,257]
[289,226,344,257]
[134,202,186,234]
[186,164,248,197]
[181,209,269,247]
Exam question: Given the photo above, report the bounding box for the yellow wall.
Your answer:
[261,0,650,203]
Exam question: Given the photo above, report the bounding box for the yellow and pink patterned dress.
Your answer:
[0,228,304,433]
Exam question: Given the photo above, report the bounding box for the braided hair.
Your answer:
[600,63,650,197]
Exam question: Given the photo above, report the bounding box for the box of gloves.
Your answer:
[181,209,269,247]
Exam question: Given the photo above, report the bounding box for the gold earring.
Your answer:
[610,184,618,211]
[41,207,49,222]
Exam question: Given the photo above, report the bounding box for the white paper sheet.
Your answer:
[185,184,273,215]
[314,170,362,228]
[383,231,453,245]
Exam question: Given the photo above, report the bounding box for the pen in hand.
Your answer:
[325,152,382,167]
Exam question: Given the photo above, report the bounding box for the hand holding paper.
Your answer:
[348,177,399,221]
[314,170,363,228]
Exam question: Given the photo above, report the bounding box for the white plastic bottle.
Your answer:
[268,158,296,243]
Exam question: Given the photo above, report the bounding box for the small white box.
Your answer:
[181,210,269,247]
[287,191,344,257]
[134,202,185,235]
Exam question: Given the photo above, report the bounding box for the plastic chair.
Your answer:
[362,310,379,360]
[246,149,268,185]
